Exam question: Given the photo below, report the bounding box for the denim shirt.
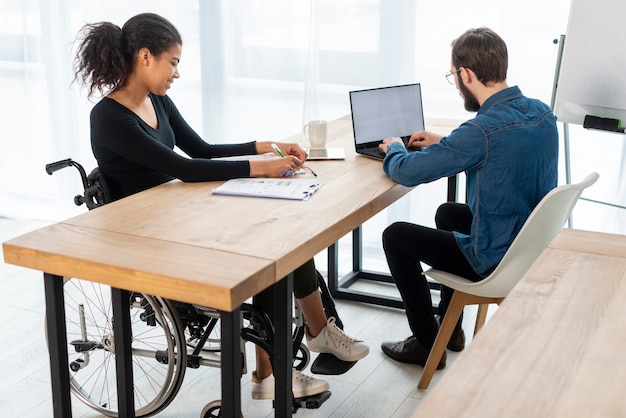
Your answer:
[383,86,558,277]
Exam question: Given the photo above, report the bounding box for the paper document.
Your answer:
[213,178,323,201]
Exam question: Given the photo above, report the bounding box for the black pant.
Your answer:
[382,203,482,348]
[252,258,319,322]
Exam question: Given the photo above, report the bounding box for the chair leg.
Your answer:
[474,304,489,335]
[417,290,467,390]
[475,297,504,335]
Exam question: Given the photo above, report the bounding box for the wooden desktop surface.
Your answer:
[413,228,626,417]
[3,115,417,309]
[39,115,413,287]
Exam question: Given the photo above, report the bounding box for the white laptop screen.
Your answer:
[350,83,425,146]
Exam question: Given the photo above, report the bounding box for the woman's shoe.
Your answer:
[306,317,370,362]
[251,370,329,400]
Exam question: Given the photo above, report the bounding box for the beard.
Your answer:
[458,77,480,112]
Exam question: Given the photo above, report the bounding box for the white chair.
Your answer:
[418,172,600,390]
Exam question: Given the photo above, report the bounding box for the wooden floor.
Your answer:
[0,217,482,417]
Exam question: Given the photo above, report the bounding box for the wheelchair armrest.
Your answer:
[86,167,113,209]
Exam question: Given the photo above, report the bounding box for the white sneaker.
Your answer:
[251,370,329,400]
[306,317,370,362]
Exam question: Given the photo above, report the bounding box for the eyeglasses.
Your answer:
[445,68,462,85]
[280,166,318,178]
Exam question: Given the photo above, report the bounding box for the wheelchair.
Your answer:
[45,158,346,417]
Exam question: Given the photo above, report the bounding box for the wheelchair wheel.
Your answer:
[201,400,244,418]
[45,277,187,417]
[293,342,311,371]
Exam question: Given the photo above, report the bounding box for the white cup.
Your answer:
[304,120,328,148]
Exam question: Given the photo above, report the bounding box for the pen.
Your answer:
[271,143,285,158]
[272,144,317,178]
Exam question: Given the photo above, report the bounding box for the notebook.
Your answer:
[349,83,425,159]
[213,178,322,201]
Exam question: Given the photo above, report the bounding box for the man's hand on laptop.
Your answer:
[408,131,443,148]
[379,137,405,154]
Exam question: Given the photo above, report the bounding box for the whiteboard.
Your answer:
[553,0,626,126]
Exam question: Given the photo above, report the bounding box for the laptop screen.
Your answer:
[349,83,425,147]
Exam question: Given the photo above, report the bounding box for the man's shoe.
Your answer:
[251,370,329,400]
[447,328,466,352]
[435,315,466,352]
[380,336,446,370]
[306,317,370,362]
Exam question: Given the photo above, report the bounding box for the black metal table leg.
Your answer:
[220,307,242,417]
[273,273,294,416]
[447,175,458,203]
[327,176,458,309]
[327,227,404,308]
[111,288,135,418]
[44,273,72,417]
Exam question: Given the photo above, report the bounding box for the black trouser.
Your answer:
[253,258,319,322]
[382,203,482,348]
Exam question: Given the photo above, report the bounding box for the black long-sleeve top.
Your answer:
[90,93,257,200]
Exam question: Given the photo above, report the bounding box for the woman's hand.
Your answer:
[249,155,304,178]
[257,141,308,161]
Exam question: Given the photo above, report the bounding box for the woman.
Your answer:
[73,12,368,400]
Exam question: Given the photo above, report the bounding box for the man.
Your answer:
[379,27,558,369]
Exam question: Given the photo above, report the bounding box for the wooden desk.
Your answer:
[3,223,275,418]
[2,115,414,417]
[413,228,626,417]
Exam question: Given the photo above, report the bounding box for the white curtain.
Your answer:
[2,0,622,234]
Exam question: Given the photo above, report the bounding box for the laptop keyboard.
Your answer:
[359,137,423,160]
[360,147,386,159]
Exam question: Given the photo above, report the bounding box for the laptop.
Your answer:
[349,83,425,159]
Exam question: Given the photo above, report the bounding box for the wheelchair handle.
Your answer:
[45,158,74,175]
[45,158,89,190]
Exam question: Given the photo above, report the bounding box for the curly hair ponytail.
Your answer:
[73,22,128,99]
[73,13,182,99]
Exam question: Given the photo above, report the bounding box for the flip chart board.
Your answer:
[553,0,626,128]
